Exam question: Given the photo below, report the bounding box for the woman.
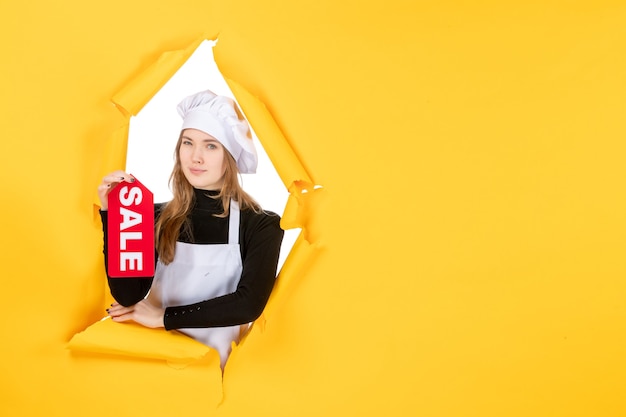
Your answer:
[98,90,284,368]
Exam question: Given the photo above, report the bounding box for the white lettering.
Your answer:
[119,185,143,206]
[119,207,143,231]
[120,252,143,271]
[120,231,142,250]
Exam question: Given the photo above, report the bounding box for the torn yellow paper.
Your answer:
[225,79,313,189]
[67,317,214,366]
[262,232,321,320]
[112,36,208,116]
[225,79,321,231]
[93,123,130,208]
[3,1,626,416]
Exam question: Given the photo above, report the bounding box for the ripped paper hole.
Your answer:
[74,36,322,369]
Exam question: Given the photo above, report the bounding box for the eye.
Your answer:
[208,143,218,149]
[182,139,192,146]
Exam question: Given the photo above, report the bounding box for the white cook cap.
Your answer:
[177,90,258,174]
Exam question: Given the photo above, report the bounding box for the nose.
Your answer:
[191,146,203,163]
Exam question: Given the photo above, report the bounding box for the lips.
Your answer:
[189,167,206,175]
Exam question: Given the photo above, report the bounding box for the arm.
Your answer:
[98,170,158,307]
[100,210,154,306]
[163,211,284,329]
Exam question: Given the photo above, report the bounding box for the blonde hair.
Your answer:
[155,132,261,264]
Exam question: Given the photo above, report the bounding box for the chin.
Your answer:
[182,172,223,190]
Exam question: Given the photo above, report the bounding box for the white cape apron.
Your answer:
[152,200,243,367]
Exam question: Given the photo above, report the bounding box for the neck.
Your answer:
[192,188,222,211]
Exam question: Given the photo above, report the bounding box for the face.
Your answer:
[178,128,227,190]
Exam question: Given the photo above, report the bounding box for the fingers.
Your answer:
[107,302,133,318]
[106,300,164,328]
[102,171,134,185]
[97,171,135,210]
[110,313,134,323]
[107,303,135,324]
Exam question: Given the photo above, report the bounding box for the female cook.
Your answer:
[98,90,284,368]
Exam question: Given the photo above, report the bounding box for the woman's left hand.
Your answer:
[107,300,165,328]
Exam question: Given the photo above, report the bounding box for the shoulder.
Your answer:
[241,207,281,224]
[240,208,283,235]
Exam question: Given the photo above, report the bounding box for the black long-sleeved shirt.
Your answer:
[101,188,284,330]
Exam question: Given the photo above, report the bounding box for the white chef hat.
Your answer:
[177,90,258,174]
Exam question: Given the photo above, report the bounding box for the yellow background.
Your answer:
[2,1,626,416]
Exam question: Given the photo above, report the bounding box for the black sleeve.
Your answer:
[100,210,154,307]
[163,211,284,329]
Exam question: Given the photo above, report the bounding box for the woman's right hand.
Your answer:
[97,171,134,210]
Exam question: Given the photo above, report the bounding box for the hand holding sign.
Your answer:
[105,174,155,278]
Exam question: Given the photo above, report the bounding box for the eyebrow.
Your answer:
[181,135,220,143]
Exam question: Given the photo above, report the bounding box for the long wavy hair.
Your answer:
[155,131,261,264]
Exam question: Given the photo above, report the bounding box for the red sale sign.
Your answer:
[107,176,154,278]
